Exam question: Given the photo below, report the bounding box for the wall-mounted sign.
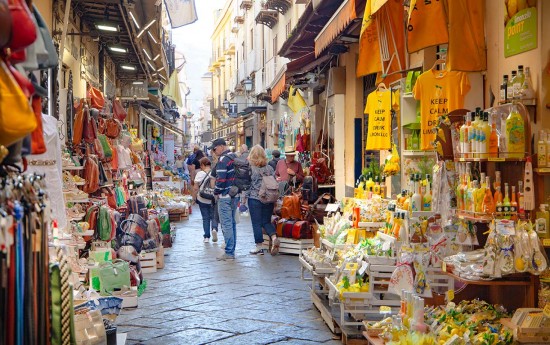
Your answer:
[504,3,537,57]
[228,103,238,118]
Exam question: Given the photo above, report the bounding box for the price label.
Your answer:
[543,239,550,247]
[379,306,392,314]
[446,289,455,302]
[488,157,505,162]
[325,203,340,213]
[544,303,550,318]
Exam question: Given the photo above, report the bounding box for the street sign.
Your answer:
[228,103,238,118]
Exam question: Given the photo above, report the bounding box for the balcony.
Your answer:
[265,0,292,15]
[224,38,236,56]
[234,15,244,24]
[240,0,253,10]
[255,9,278,29]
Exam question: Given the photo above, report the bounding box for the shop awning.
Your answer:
[315,0,357,57]
[142,110,185,137]
[285,52,333,80]
[271,71,287,103]
[239,106,267,116]
[278,0,345,59]
[212,114,255,137]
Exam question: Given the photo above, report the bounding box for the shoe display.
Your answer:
[216,253,235,261]
[249,245,264,255]
[212,229,218,242]
[203,238,209,243]
[271,235,280,256]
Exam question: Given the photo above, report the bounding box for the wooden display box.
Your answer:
[501,318,550,343]
[262,234,314,255]
[140,252,157,274]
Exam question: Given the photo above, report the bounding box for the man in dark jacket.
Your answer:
[268,150,281,171]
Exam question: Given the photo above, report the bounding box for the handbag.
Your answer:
[130,137,144,152]
[113,98,127,121]
[30,95,46,154]
[198,171,215,201]
[88,86,105,110]
[0,60,37,146]
[292,220,312,239]
[97,260,131,295]
[281,192,302,220]
[0,0,12,49]
[7,0,37,51]
[105,118,121,138]
[83,157,100,194]
[72,101,85,146]
[82,106,97,143]
[97,134,113,160]
[33,5,58,69]
[308,193,337,224]
[97,206,113,241]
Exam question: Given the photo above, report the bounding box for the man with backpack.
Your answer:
[210,138,245,260]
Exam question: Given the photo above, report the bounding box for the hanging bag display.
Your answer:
[0,60,37,146]
[72,101,85,146]
[97,134,113,160]
[112,98,127,121]
[105,118,121,138]
[82,106,97,143]
[6,0,37,51]
[88,86,105,110]
[0,0,12,49]
[83,157,100,194]
[30,95,46,154]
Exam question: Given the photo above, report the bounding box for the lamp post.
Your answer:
[223,99,230,111]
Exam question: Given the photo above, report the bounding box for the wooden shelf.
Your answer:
[444,271,532,286]
[534,168,550,175]
[454,157,525,162]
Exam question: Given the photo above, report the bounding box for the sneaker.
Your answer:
[203,238,209,243]
[249,245,264,255]
[271,235,280,256]
[212,229,218,242]
[216,253,235,261]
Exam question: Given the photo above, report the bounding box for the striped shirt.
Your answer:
[214,150,235,196]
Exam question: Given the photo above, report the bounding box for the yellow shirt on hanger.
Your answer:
[364,90,395,150]
[407,0,449,53]
[413,69,470,150]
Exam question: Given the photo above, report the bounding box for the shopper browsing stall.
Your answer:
[275,147,304,194]
[245,145,280,255]
[194,157,218,243]
[211,138,238,261]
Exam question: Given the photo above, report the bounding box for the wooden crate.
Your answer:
[262,234,315,255]
[156,245,165,269]
[140,252,157,273]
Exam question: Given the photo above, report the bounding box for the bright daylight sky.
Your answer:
[172,0,226,116]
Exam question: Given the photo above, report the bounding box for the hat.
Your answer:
[272,150,281,158]
[284,146,297,155]
[209,138,226,150]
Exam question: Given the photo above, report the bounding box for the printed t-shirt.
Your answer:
[413,70,470,150]
[364,90,398,150]
[407,0,449,53]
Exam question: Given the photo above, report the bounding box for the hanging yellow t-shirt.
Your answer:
[413,70,470,150]
[407,0,449,53]
[364,90,395,150]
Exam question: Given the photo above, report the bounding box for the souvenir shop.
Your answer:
[0,0,190,343]
[291,1,550,344]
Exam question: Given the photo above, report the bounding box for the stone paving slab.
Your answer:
[118,204,341,344]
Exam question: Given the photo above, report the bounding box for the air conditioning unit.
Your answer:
[326,67,345,97]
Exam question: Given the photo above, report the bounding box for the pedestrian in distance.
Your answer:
[245,145,280,255]
[210,138,239,261]
[193,157,219,243]
[239,144,249,159]
[268,149,281,171]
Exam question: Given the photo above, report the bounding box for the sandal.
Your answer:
[270,235,280,256]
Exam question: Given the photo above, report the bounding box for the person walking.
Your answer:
[246,145,280,255]
[193,157,218,243]
[268,149,281,171]
[239,144,249,159]
[175,155,185,176]
[210,138,238,261]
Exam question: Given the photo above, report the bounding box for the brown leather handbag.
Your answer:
[83,107,98,143]
[113,98,127,121]
[276,218,287,237]
[83,156,100,194]
[72,101,85,145]
[88,86,105,110]
[30,95,46,154]
[105,118,121,138]
[0,0,12,49]
[282,220,297,238]
[308,193,337,224]
[281,192,302,220]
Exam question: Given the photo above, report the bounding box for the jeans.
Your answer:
[248,198,276,244]
[218,196,237,256]
[197,200,215,238]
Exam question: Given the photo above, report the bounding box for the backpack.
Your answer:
[281,192,302,220]
[225,154,251,192]
[198,171,215,201]
[258,168,279,204]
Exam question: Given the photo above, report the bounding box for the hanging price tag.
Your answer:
[325,203,340,213]
[446,289,455,302]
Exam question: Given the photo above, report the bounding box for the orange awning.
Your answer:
[314,0,357,57]
[271,71,286,103]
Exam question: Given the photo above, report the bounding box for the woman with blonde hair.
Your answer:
[245,145,280,255]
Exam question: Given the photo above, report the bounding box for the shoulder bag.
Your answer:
[97,260,131,295]
[198,171,215,201]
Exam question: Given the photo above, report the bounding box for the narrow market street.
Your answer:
[117,205,341,345]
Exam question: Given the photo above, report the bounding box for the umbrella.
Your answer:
[357,0,406,85]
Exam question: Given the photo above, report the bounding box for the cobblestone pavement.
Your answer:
[117,205,342,345]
